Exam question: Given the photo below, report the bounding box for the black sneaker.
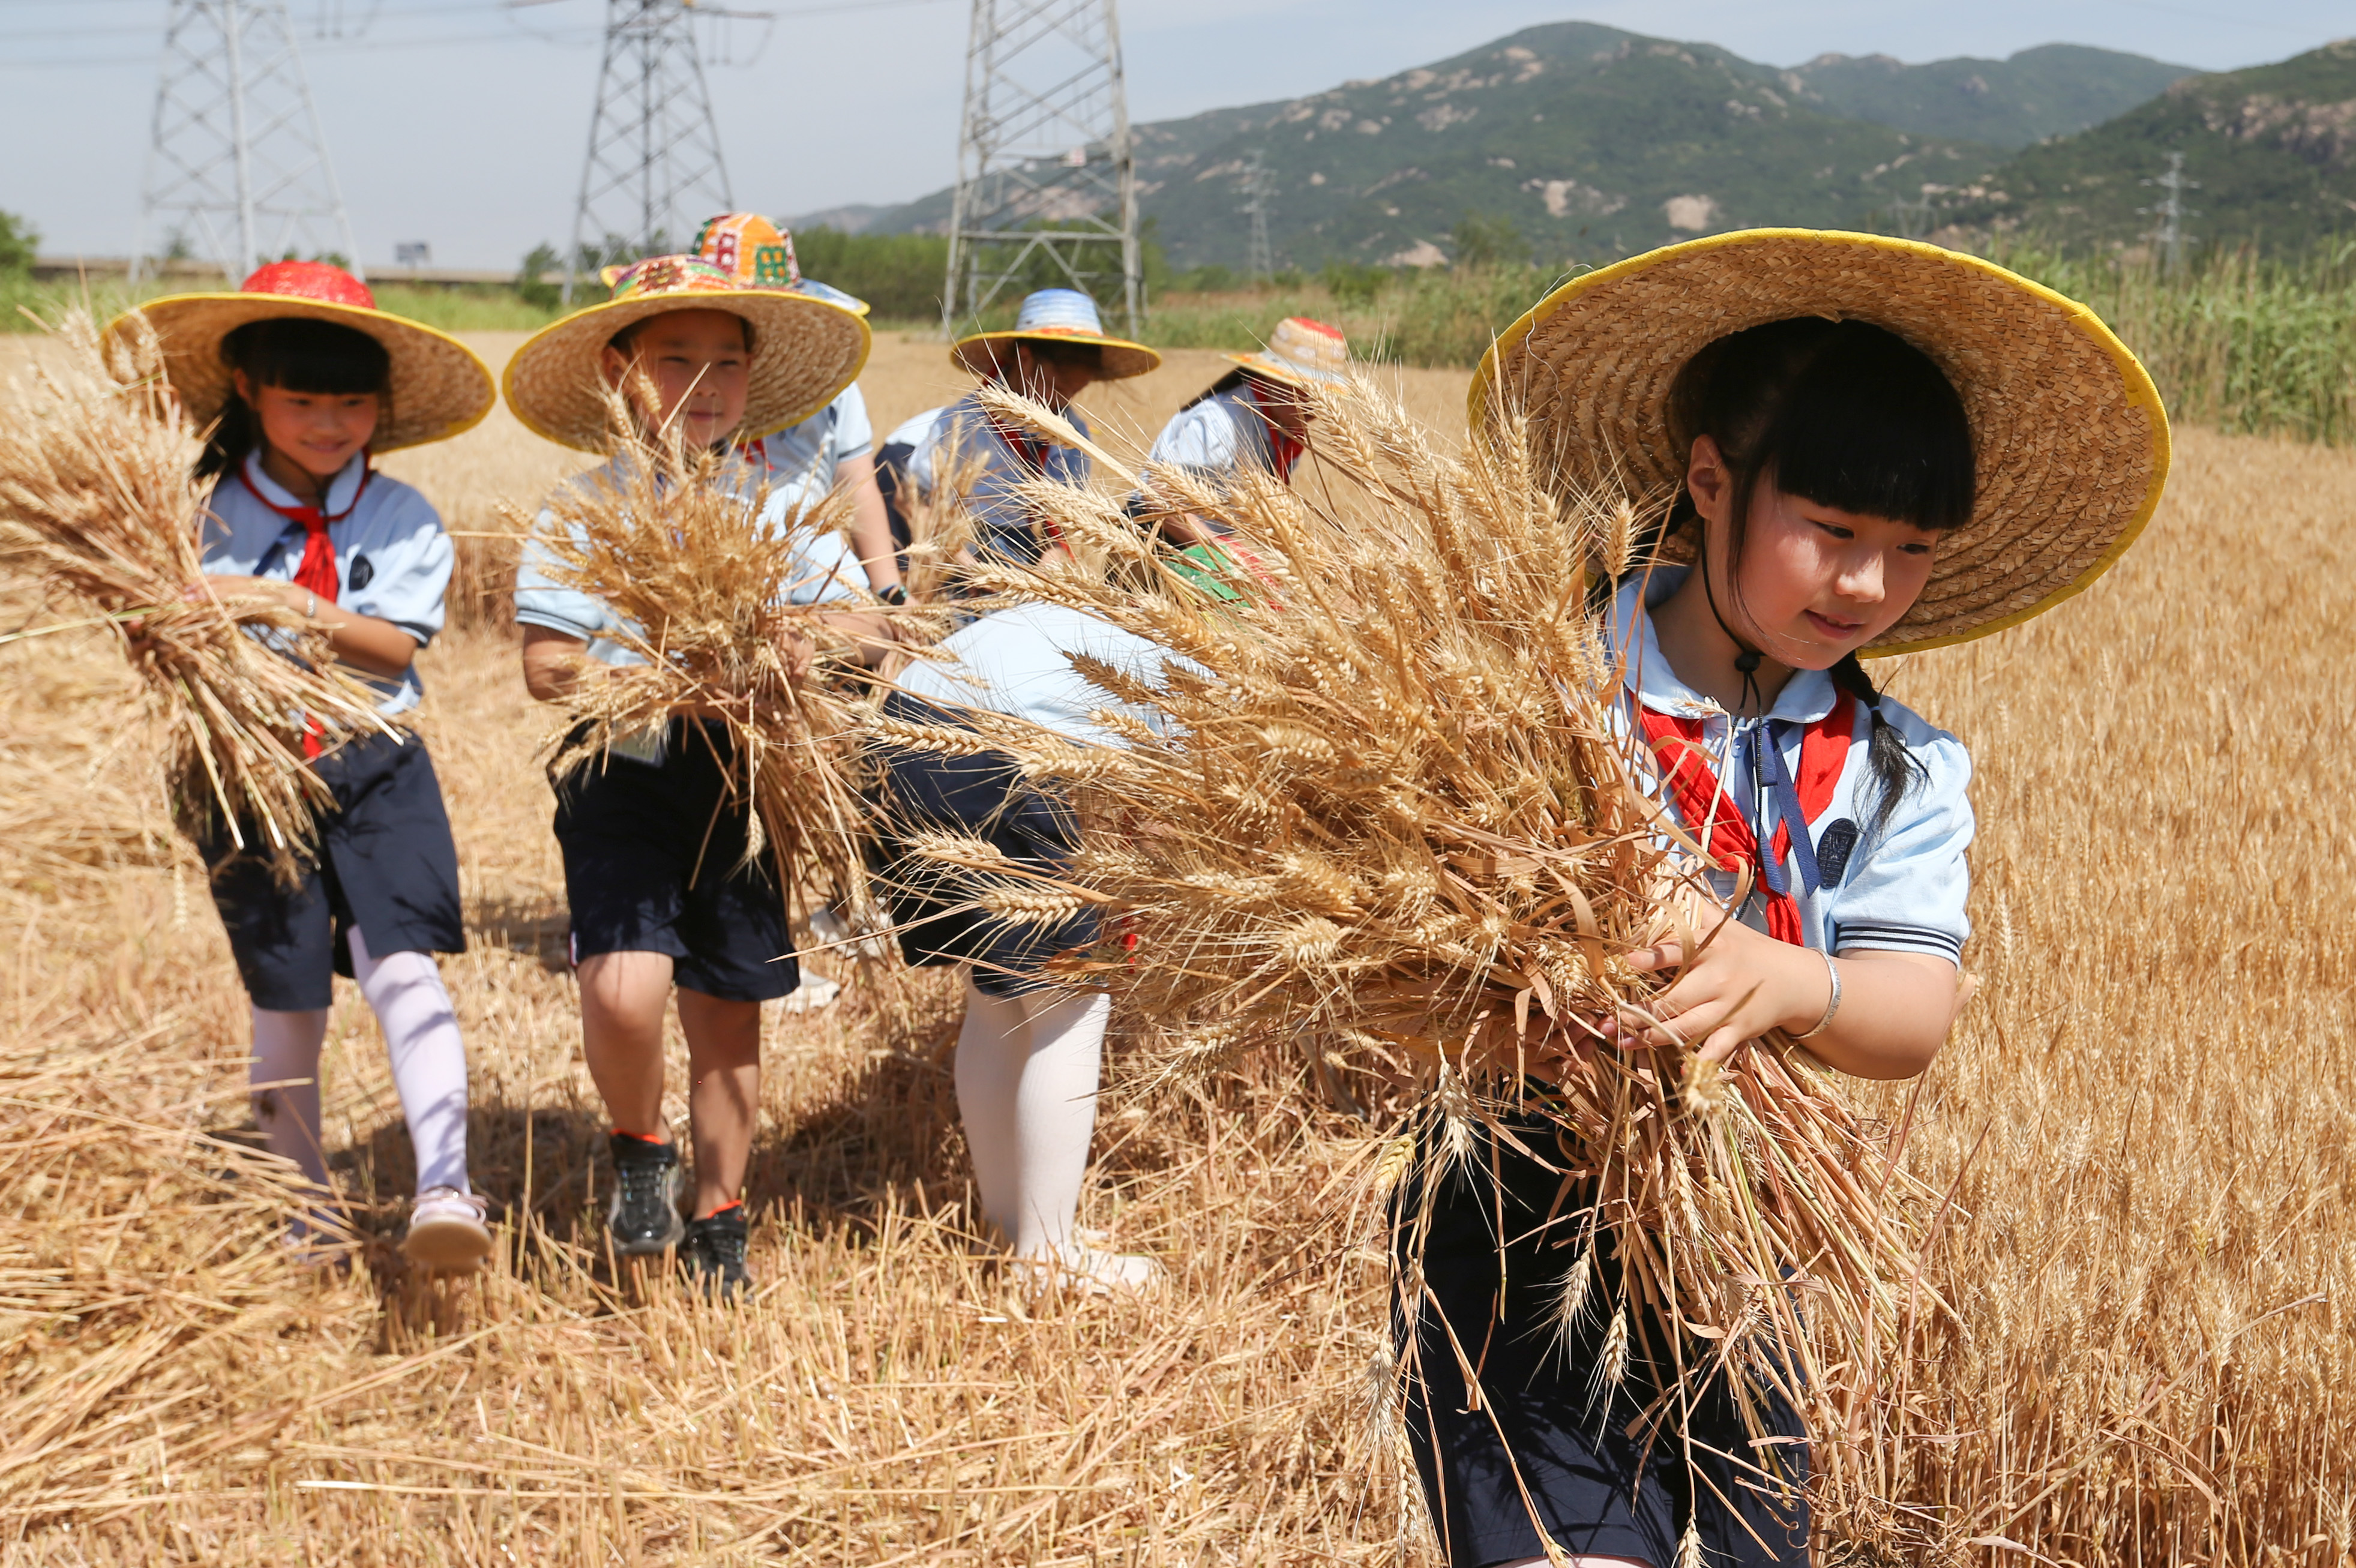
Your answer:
[681,1208,752,1300]
[606,1133,684,1256]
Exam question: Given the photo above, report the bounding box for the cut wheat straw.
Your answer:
[0,311,394,878]
[891,378,1943,1503]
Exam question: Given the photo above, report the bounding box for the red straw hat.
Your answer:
[104,260,496,452]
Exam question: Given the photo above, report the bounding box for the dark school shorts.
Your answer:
[551,719,801,1004]
[1394,1108,1811,1568]
[870,692,1098,999]
[196,729,466,1014]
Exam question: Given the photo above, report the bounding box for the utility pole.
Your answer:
[942,0,1141,337]
[564,0,741,304]
[2143,151,2198,277]
[1887,193,1932,243]
[1240,149,1275,283]
[133,0,359,284]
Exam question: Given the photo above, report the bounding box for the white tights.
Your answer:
[248,925,470,1198]
[952,978,1110,1258]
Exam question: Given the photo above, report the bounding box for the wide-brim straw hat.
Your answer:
[109,260,496,453]
[952,287,1159,381]
[1224,316,1350,389]
[503,254,871,452]
[1470,229,2171,656]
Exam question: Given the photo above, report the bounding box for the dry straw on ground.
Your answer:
[0,325,2351,1564]
[888,380,1941,1521]
[0,313,392,877]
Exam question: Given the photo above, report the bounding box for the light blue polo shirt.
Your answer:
[743,384,874,520]
[894,601,1180,748]
[1613,567,1974,963]
[512,452,862,668]
[200,452,449,717]
[904,391,1092,565]
[1146,382,1285,491]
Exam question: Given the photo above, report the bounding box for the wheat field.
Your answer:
[2,326,2351,1566]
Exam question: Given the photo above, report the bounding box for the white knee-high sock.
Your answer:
[953,977,1109,1258]
[347,925,471,1196]
[250,1005,330,1190]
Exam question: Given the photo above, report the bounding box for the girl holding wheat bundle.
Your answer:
[104,261,502,1270]
[1401,235,2170,1565]
[506,255,881,1297]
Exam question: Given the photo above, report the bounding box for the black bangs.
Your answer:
[1764,322,1974,532]
[221,317,392,395]
[1669,316,1974,533]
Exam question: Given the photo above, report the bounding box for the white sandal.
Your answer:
[402,1186,493,1272]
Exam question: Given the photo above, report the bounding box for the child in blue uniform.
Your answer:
[1413,232,2171,1566]
[111,261,502,1269]
[1138,315,1347,550]
[906,290,1159,569]
[504,254,878,1297]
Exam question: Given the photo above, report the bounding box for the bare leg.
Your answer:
[577,950,676,1137]
[677,987,762,1219]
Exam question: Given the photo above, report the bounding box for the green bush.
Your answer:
[792,229,951,322]
[0,210,40,275]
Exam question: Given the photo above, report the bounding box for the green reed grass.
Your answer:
[0,274,561,334]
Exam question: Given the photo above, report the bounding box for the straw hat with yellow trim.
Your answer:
[107,260,496,452]
[691,211,873,317]
[1221,315,1350,390]
[1470,229,2171,656]
[502,253,871,453]
[952,289,1159,382]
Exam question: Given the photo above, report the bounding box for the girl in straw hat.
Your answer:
[110,260,501,1270]
[907,289,1160,571]
[1404,230,2168,1567]
[506,254,879,1297]
[1137,315,1348,550]
[691,212,910,607]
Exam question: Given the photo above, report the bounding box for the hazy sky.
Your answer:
[0,0,2345,270]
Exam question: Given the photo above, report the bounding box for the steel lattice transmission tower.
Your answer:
[1240,150,1276,282]
[133,0,359,284]
[942,0,1141,336]
[564,0,735,304]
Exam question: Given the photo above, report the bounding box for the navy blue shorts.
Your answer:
[195,730,465,1013]
[551,720,800,1004]
[870,692,1097,999]
[1396,1108,1811,1567]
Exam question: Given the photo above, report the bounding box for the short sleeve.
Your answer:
[756,491,862,606]
[831,385,874,463]
[1148,401,1243,476]
[1824,724,1973,964]
[512,511,610,641]
[340,485,451,647]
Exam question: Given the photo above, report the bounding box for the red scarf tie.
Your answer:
[1637,694,1856,946]
[238,460,371,755]
[1243,380,1304,482]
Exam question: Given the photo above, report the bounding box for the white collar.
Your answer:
[1611,565,1839,725]
[242,448,369,515]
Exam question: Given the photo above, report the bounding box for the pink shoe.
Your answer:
[402,1186,493,1272]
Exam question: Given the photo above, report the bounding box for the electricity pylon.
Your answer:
[2142,151,2199,275]
[1240,149,1275,282]
[133,0,360,284]
[564,0,736,304]
[942,0,1141,335]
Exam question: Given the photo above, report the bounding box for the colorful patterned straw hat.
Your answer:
[691,211,872,317]
[1469,229,2172,656]
[1225,316,1350,388]
[952,288,1159,382]
[502,253,871,453]
[106,260,496,452]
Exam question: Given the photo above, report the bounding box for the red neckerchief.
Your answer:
[238,456,372,757]
[1242,379,1304,482]
[984,409,1068,550]
[1637,693,1856,946]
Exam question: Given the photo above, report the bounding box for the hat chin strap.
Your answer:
[1698,543,1769,718]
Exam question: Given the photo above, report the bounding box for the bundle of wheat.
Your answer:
[509,383,943,921]
[882,379,1939,1496]
[0,313,393,877]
